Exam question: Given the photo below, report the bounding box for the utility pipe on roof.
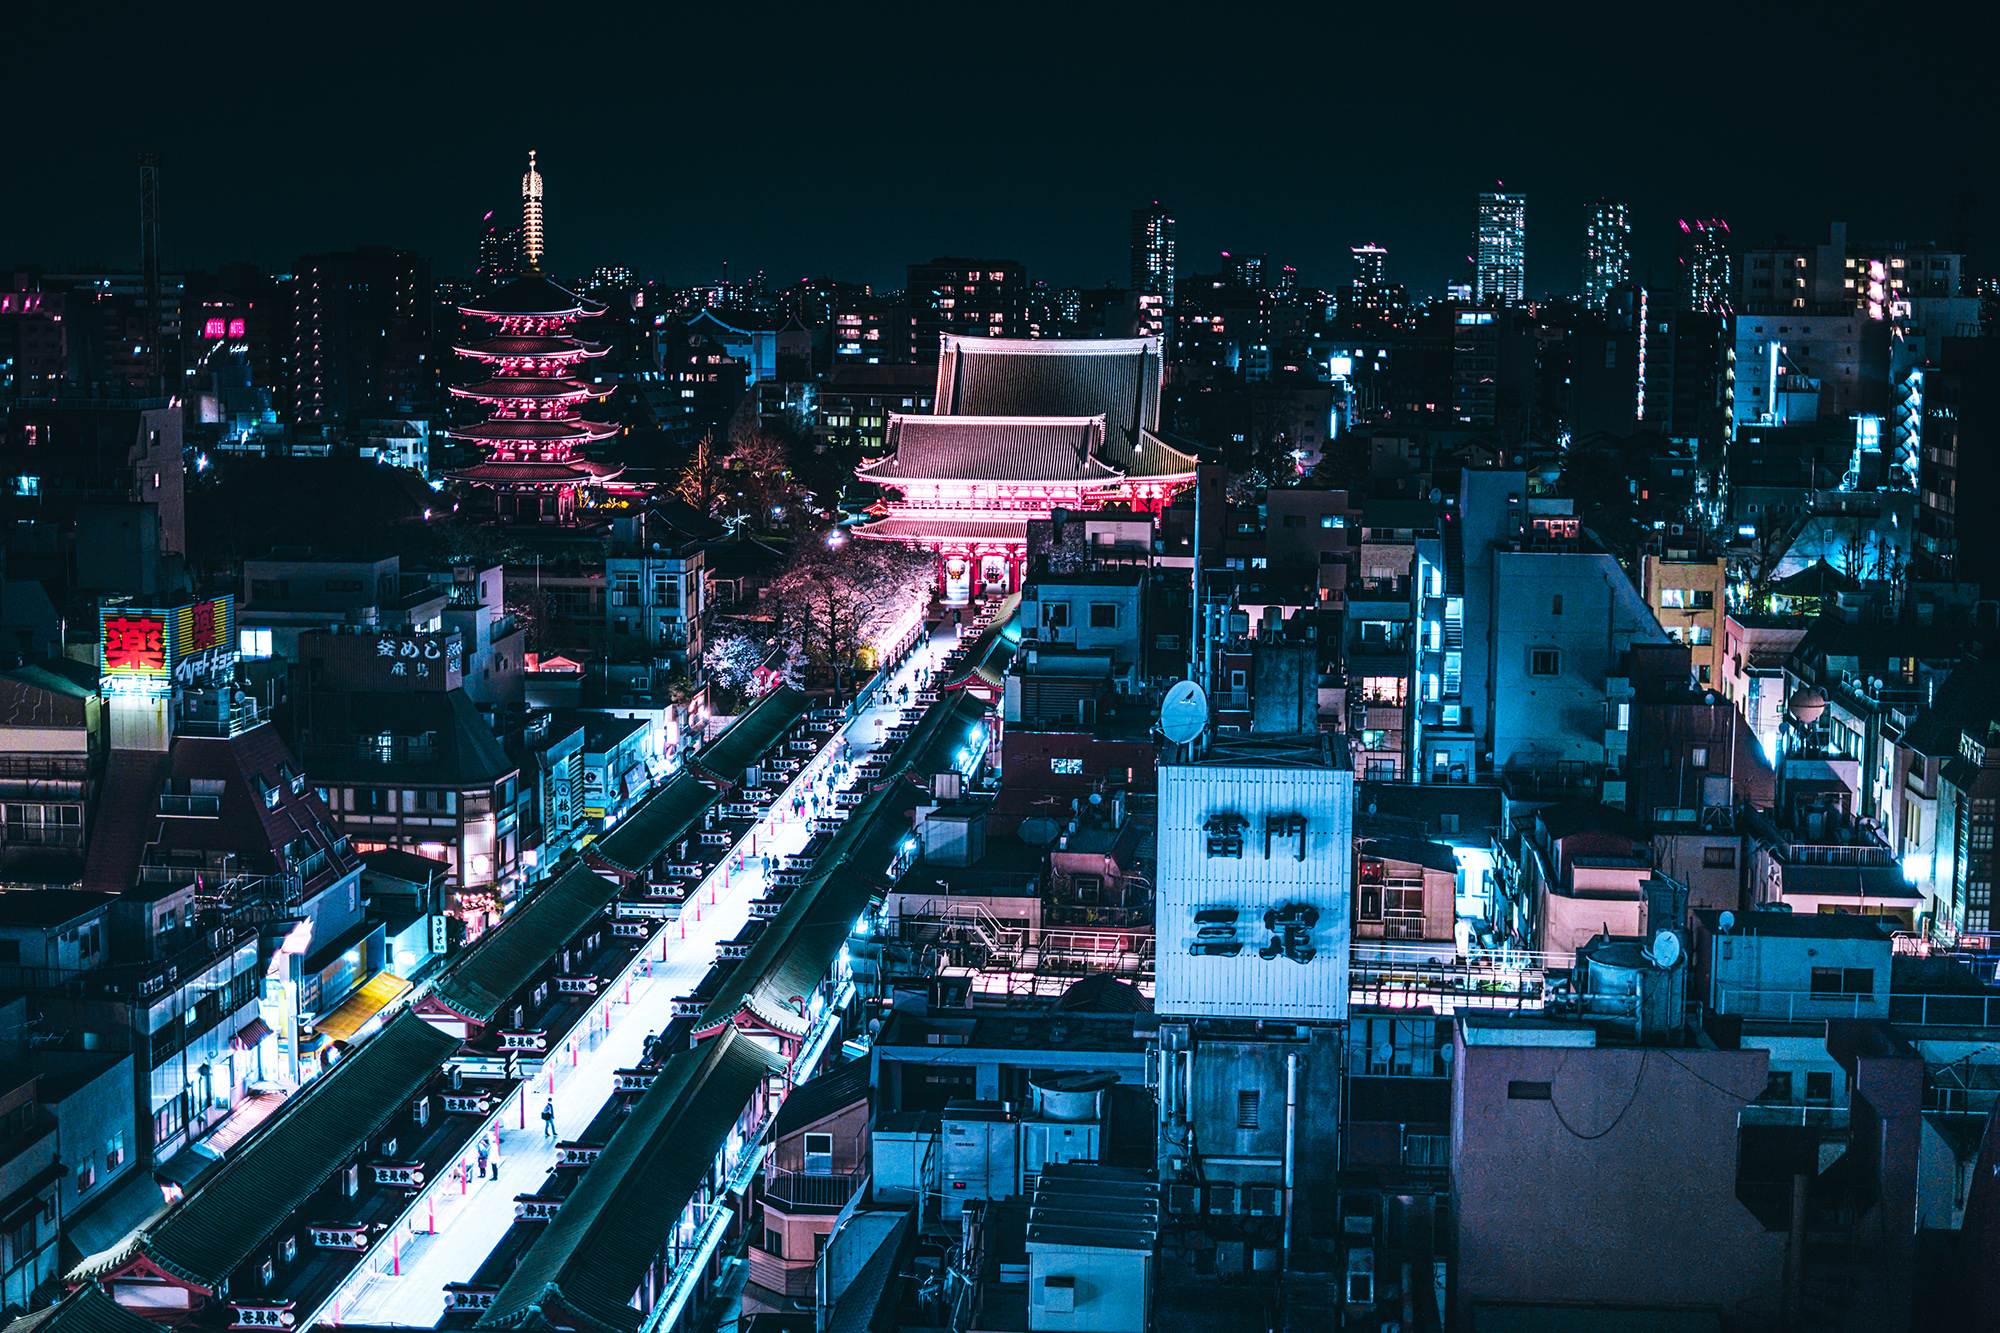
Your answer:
[1284,1050,1298,1269]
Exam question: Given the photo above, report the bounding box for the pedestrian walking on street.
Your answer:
[476,1136,490,1178]
[542,1098,557,1140]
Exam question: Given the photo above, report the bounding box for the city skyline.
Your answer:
[3,6,1991,298]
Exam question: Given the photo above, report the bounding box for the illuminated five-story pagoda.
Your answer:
[447,151,622,523]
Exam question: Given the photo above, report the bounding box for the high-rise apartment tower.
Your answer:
[1130,202,1176,306]
[1476,190,1527,305]
[1583,199,1630,310]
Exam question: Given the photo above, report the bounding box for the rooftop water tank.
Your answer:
[1030,1071,1119,1123]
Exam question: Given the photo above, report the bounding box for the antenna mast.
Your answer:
[138,150,162,396]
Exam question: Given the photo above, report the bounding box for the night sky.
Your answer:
[9,2,1995,298]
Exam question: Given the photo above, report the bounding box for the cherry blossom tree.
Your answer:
[767,534,932,678]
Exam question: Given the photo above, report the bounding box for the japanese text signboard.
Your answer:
[101,596,237,696]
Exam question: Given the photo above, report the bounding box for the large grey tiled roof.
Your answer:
[936,336,1162,440]
[859,415,1120,484]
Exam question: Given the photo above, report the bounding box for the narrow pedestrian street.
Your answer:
[334,613,955,1325]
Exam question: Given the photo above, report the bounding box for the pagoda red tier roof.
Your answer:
[449,378,604,401]
[447,458,624,484]
[857,415,1121,485]
[457,337,609,359]
[457,273,605,319]
[445,418,619,443]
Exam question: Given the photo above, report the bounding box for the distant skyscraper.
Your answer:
[521,151,545,270]
[1475,190,1527,305]
[1680,219,1732,314]
[1222,252,1265,289]
[1582,199,1630,310]
[1351,243,1388,290]
[287,247,434,423]
[1131,203,1176,306]
[476,210,523,294]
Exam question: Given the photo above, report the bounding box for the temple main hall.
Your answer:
[853,335,1197,601]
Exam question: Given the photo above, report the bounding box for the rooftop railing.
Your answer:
[1712,985,1881,1021]
[764,1169,860,1211]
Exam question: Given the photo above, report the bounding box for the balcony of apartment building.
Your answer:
[1499,759,1600,802]
[1744,803,1918,923]
[173,690,267,738]
[1342,1015,1453,1187]
[1345,575,1412,615]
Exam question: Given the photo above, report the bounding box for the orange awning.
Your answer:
[311,971,413,1043]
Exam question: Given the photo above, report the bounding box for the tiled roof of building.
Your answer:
[769,1056,870,1139]
[131,1010,458,1289]
[145,729,355,887]
[478,1028,776,1333]
[701,696,988,1038]
[0,664,94,721]
[937,336,1160,438]
[1358,835,1460,875]
[705,861,889,1038]
[450,379,601,401]
[306,690,517,786]
[945,595,1019,692]
[459,274,605,319]
[425,861,631,1023]
[1116,429,1199,481]
[859,416,1119,485]
[3,1285,160,1333]
[444,419,609,442]
[689,687,808,789]
[458,338,604,359]
[851,515,1032,545]
[449,462,622,484]
[583,772,716,876]
[1050,972,1149,1014]
[1769,559,1860,596]
[360,847,450,886]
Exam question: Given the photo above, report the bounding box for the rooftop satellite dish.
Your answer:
[1718,910,1736,934]
[1374,1040,1394,1066]
[1088,792,1103,805]
[1649,930,1683,969]
[1159,680,1210,745]
[1439,1043,1454,1066]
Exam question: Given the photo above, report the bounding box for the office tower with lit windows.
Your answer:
[1131,202,1176,307]
[1679,219,1732,314]
[1222,252,1266,290]
[1475,190,1526,305]
[1352,243,1388,291]
[1582,199,1630,310]
[906,257,1028,357]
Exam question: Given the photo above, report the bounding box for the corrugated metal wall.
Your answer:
[1156,763,1352,1019]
